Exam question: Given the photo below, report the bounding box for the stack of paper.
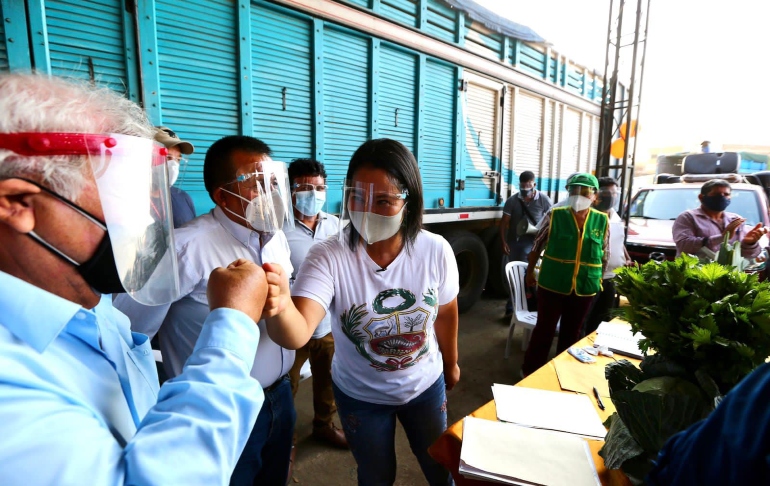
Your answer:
[593,321,644,359]
[459,416,601,486]
[492,384,607,440]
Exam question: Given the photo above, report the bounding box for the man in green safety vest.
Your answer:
[521,173,609,376]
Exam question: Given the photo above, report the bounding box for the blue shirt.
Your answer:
[115,206,294,388]
[170,186,196,228]
[0,270,264,485]
[648,362,770,485]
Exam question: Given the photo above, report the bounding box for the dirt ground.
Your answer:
[290,292,546,485]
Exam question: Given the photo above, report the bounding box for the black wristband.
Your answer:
[702,236,709,248]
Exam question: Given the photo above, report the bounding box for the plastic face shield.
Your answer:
[0,132,180,305]
[339,181,408,242]
[231,159,294,234]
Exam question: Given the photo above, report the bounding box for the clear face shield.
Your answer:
[222,159,294,234]
[340,181,408,245]
[0,132,180,305]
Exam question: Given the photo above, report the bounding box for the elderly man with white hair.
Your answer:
[0,73,268,485]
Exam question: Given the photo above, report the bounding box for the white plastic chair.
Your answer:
[504,261,560,358]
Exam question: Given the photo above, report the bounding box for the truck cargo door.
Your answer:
[460,73,503,207]
[251,4,314,163]
[513,91,545,190]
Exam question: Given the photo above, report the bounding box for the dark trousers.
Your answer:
[522,287,595,375]
[583,279,616,337]
[230,376,296,486]
[288,332,337,430]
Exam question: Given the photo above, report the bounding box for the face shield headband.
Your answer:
[0,132,180,305]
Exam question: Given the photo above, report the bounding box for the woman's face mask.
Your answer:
[349,205,405,244]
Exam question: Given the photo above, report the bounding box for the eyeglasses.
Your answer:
[347,189,408,216]
[568,186,595,197]
[293,183,328,192]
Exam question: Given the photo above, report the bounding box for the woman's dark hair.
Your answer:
[288,158,327,185]
[203,135,272,202]
[345,138,423,251]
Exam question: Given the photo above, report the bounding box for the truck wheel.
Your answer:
[445,231,488,314]
[479,226,507,297]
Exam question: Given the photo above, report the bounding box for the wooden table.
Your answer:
[428,333,639,486]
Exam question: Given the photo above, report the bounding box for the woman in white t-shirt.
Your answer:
[263,138,460,485]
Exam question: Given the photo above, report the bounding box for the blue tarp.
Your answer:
[445,0,545,43]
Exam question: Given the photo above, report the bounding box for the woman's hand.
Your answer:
[261,262,291,319]
[444,362,461,391]
[525,270,537,288]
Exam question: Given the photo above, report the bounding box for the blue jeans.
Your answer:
[230,376,296,486]
[333,374,452,486]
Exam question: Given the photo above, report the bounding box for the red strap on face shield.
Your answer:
[0,132,167,162]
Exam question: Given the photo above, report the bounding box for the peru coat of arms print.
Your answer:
[341,288,439,371]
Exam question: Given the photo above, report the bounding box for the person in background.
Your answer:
[672,179,765,260]
[647,362,770,485]
[285,158,347,449]
[499,171,552,315]
[115,136,297,486]
[701,140,712,153]
[154,126,196,228]
[582,177,632,336]
[0,73,267,485]
[261,138,460,485]
[522,173,609,376]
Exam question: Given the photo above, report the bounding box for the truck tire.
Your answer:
[479,226,507,298]
[445,231,488,314]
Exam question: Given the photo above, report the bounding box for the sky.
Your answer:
[473,0,770,157]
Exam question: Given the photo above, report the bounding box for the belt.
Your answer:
[263,374,288,393]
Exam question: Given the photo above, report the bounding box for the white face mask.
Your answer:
[222,188,286,233]
[167,160,180,186]
[349,205,405,244]
[568,195,593,212]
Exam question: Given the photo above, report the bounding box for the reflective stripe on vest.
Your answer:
[538,207,608,296]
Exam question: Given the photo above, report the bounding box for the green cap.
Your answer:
[566,173,599,190]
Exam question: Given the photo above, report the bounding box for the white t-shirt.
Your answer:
[285,212,340,339]
[292,229,460,405]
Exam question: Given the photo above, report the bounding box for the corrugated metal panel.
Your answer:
[513,92,544,178]
[0,2,7,73]
[156,0,239,213]
[519,43,546,78]
[500,86,513,197]
[590,116,600,170]
[381,0,418,28]
[251,3,313,162]
[45,0,129,94]
[465,19,502,60]
[422,59,455,209]
[463,78,498,205]
[567,66,583,93]
[560,108,581,187]
[425,0,456,42]
[322,25,369,213]
[345,0,369,8]
[378,44,416,150]
[549,56,557,83]
[580,113,591,173]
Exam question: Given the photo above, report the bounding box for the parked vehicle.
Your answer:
[0,0,607,311]
[627,152,770,264]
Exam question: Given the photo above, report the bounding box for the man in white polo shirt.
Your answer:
[285,159,347,449]
[115,135,297,486]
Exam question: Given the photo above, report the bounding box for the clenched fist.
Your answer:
[207,259,268,323]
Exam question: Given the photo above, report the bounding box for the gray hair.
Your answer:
[700,179,731,196]
[0,73,154,200]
